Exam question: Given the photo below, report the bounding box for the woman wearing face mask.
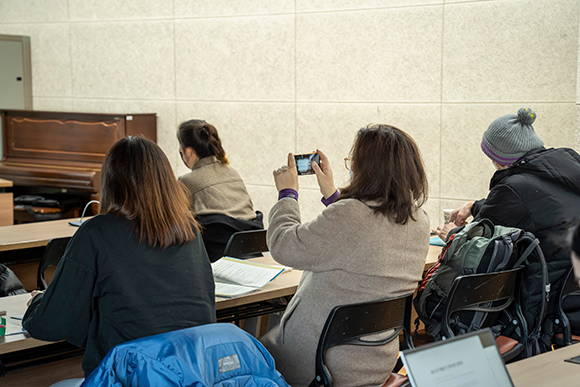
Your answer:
[260,124,430,387]
[177,119,263,262]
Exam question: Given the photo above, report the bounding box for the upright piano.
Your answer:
[0,110,157,221]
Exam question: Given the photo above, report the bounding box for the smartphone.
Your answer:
[294,152,320,175]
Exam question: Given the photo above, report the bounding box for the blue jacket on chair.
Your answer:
[81,323,290,387]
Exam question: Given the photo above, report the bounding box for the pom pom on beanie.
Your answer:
[481,108,544,166]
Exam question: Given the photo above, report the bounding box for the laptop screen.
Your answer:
[401,328,514,387]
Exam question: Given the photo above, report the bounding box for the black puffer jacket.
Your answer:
[473,147,580,274]
[472,147,580,338]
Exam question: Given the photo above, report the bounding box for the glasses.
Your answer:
[344,157,352,170]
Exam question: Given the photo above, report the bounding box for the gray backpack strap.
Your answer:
[514,238,540,267]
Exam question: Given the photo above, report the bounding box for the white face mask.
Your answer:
[350,169,354,181]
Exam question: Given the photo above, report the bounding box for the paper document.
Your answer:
[212,257,287,298]
[6,314,27,336]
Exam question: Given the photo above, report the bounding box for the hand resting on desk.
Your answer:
[26,290,43,307]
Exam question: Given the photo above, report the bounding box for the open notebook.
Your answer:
[401,328,514,387]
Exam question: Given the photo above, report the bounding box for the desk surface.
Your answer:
[0,255,303,355]
[0,245,441,356]
[0,179,12,188]
[0,216,443,260]
[0,218,80,252]
[507,345,580,386]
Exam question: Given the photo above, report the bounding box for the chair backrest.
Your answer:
[310,294,414,387]
[197,212,264,262]
[441,267,522,340]
[223,229,268,259]
[555,266,580,345]
[36,236,71,290]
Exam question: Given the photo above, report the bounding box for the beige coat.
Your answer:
[260,198,429,387]
[178,156,256,220]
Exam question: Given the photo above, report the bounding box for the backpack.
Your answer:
[0,264,27,297]
[414,219,549,359]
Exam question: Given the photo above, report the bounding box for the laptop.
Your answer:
[401,328,515,387]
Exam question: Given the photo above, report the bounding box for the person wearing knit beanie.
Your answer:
[481,107,544,166]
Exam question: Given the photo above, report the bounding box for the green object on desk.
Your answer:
[430,236,445,246]
[0,316,6,337]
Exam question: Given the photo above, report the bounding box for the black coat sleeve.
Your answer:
[473,184,530,228]
[23,228,97,348]
[471,198,486,218]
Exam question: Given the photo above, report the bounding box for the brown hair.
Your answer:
[338,124,428,225]
[100,136,198,248]
[177,119,229,164]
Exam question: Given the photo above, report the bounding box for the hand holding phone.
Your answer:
[294,152,320,175]
[273,153,299,192]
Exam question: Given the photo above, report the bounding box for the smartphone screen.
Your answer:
[294,153,320,175]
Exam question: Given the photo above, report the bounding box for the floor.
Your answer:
[1,355,84,387]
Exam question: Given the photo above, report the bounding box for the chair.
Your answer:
[309,294,414,387]
[553,266,580,346]
[197,212,264,262]
[440,267,524,362]
[223,229,268,259]
[82,323,290,387]
[0,263,26,297]
[36,237,71,290]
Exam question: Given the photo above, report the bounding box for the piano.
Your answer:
[0,109,157,221]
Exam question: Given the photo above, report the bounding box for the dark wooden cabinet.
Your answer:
[0,110,157,221]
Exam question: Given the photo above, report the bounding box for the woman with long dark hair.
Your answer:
[23,136,216,382]
[177,119,263,261]
[260,124,430,387]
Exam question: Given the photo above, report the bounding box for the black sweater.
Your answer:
[23,214,216,376]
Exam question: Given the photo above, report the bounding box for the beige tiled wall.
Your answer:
[1,0,578,229]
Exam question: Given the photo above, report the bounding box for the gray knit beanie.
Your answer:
[480,108,544,166]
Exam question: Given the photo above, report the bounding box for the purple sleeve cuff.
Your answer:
[321,190,340,207]
[278,188,299,201]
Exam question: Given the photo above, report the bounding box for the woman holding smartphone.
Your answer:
[23,137,216,386]
[260,124,430,387]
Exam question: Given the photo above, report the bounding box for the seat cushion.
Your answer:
[495,335,518,354]
[381,373,408,387]
[554,333,580,343]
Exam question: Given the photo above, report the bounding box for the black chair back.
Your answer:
[441,268,524,362]
[37,237,71,290]
[555,266,580,345]
[309,294,414,387]
[198,212,264,262]
[442,268,522,339]
[223,229,268,259]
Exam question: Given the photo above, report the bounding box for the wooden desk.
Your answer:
[425,243,440,270]
[0,259,300,356]
[0,245,440,354]
[0,217,79,252]
[0,178,13,227]
[507,345,580,386]
[0,216,441,262]
[0,218,82,290]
